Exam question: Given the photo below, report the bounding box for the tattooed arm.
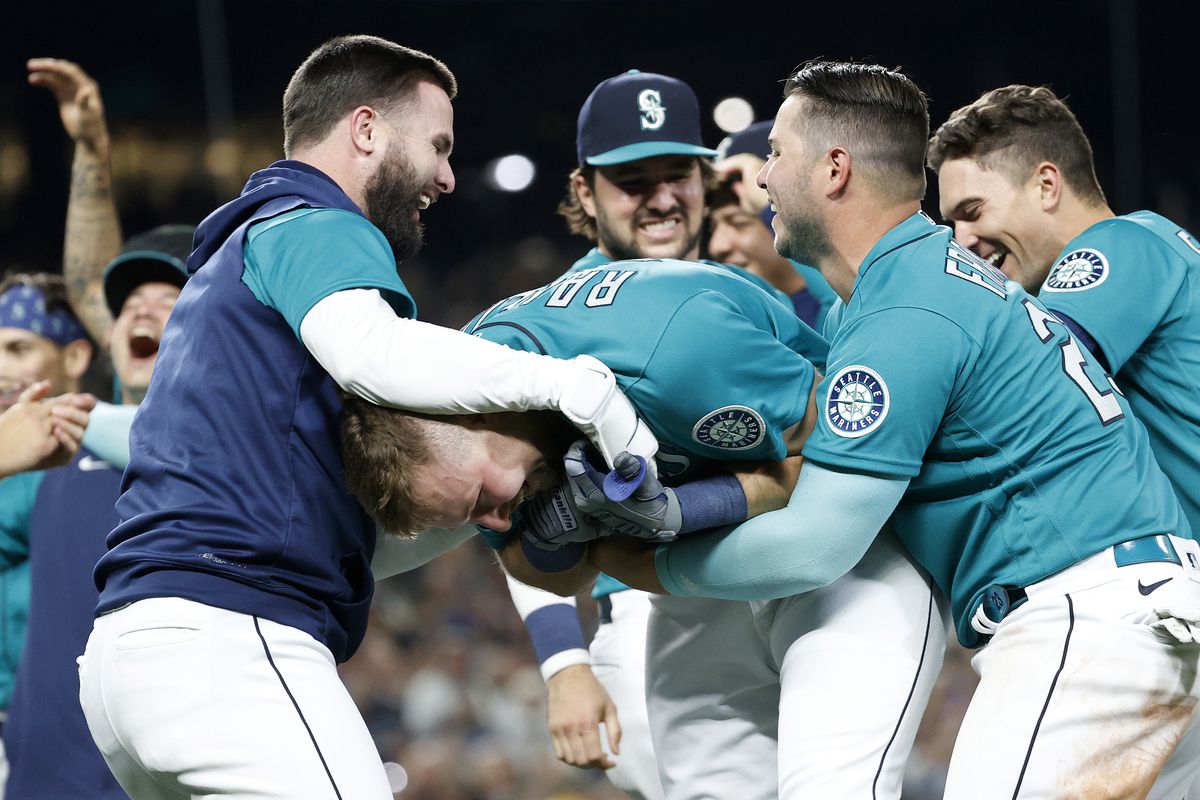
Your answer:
[28,58,122,344]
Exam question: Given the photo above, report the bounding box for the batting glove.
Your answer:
[568,446,681,543]
[518,482,606,552]
[1150,607,1200,644]
[557,355,658,473]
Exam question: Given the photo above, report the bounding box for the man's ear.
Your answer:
[573,172,598,221]
[349,105,384,156]
[1034,161,1064,212]
[62,338,93,380]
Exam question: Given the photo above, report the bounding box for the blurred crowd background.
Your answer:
[2,1,1196,797]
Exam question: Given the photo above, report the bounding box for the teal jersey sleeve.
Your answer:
[0,472,43,568]
[81,401,137,469]
[1040,217,1189,372]
[802,307,974,479]
[242,207,416,339]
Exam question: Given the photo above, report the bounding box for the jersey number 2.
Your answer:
[1022,299,1124,425]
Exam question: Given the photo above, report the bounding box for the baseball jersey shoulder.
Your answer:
[469,260,818,463]
[562,248,611,275]
[1040,212,1198,372]
[802,214,985,477]
[242,207,416,338]
[0,471,44,565]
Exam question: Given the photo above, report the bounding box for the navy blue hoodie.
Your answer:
[96,161,410,662]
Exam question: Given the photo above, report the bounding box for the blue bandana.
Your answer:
[0,284,90,345]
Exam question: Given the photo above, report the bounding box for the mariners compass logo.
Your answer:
[692,405,765,451]
[826,365,890,438]
[637,89,666,130]
[1044,248,1108,292]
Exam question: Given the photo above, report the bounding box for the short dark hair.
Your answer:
[928,85,1105,206]
[782,60,929,202]
[283,35,458,156]
[557,158,717,241]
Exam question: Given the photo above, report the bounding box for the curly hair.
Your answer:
[928,85,1105,205]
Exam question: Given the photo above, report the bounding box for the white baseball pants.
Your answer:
[78,597,394,799]
[591,589,665,800]
[945,536,1200,799]
[647,527,948,799]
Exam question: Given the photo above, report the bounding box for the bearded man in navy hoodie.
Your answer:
[78,35,656,800]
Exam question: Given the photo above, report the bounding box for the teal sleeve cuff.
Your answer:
[82,401,136,468]
[655,544,681,595]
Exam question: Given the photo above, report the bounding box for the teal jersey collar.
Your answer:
[853,211,942,295]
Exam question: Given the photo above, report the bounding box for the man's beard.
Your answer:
[595,205,701,262]
[775,203,832,268]
[364,146,425,264]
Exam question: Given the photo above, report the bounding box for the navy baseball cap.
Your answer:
[103,224,194,316]
[576,70,718,166]
[716,120,774,161]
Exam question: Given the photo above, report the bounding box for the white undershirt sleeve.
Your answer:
[299,289,658,467]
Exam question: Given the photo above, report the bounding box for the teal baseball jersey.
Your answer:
[1038,211,1200,536]
[470,258,827,597]
[801,213,1188,647]
[242,207,416,338]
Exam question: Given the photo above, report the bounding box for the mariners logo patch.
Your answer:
[692,405,765,451]
[1044,248,1108,292]
[826,365,889,438]
[638,88,666,131]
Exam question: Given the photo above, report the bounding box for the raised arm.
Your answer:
[28,58,122,343]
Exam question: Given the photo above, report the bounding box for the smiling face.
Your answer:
[936,156,1065,292]
[108,281,180,404]
[756,97,833,269]
[0,329,70,410]
[576,155,706,261]
[364,80,456,263]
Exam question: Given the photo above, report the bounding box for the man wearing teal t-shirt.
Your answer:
[590,62,1200,799]
[932,84,1200,550]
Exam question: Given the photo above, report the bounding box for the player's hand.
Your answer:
[546,664,621,770]
[588,537,665,593]
[0,382,95,476]
[714,153,770,217]
[27,58,110,153]
[557,355,658,472]
[1150,607,1200,644]
[572,451,681,542]
[518,477,606,551]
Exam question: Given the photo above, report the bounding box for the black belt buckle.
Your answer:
[981,583,1028,625]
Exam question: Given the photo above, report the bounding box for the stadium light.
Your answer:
[713,97,754,134]
[488,154,536,192]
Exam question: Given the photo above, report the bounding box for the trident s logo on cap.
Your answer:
[576,70,718,166]
[638,89,666,130]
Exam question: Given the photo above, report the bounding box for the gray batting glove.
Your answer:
[518,483,606,552]
[1150,607,1200,644]
[569,448,681,543]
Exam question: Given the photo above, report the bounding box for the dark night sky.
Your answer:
[2,0,1197,322]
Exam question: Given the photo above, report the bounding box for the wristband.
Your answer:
[676,473,749,534]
